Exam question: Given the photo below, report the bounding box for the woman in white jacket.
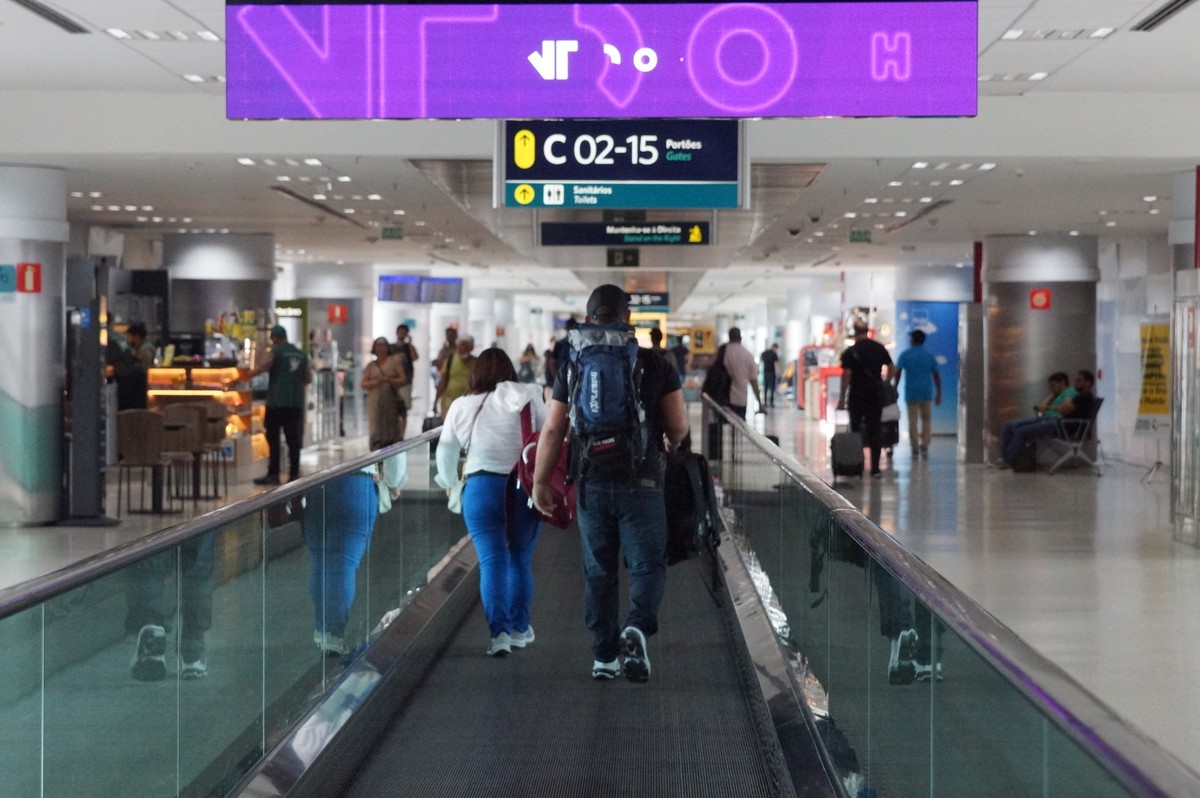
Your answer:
[435,348,547,656]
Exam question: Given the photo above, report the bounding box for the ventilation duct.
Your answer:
[8,0,89,33]
[1133,0,1200,31]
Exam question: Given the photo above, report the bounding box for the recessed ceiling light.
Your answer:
[1143,195,1158,202]
[178,228,187,233]
[298,176,311,182]
[168,217,177,223]
[70,191,83,198]
[979,163,997,171]
[215,76,226,83]
[1029,72,1050,81]
[261,159,276,166]
[152,217,162,223]
[1098,210,1108,215]
[949,179,964,186]
[895,211,908,218]
[864,197,878,204]
[1028,230,1037,236]
[304,158,322,166]
[1090,28,1115,39]
[196,31,221,42]
[933,162,950,170]
[206,228,217,234]
[220,229,230,234]
[277,176,291,182]
[912,161,929,169]
[351,194,363,201]
[367,194,382,201]
[137,30,161,41]
[105,28,132,40]
[920,197,933,203]
[393,209,406,215]
[168,31,190,41]
[107,205,119,211]
[1105,221,1117,227]
[182,74,205,83]
[182,217,192,223]
[313,193,327,200]
[843,212,857,219]
[337,176,352,182]
[1001,29,1023,40]
[888,181,902,187]
[344,208,355,214]
[1069,230,1080,236]
[1150,208,1161,215]
[957,163,973,170]
[124,205,137,211]
[141,205,153,212]
[414,220,427,226]
[814,231,824,237]
[89,191,102,198]
[237,157,255,166]
[136,216,148,222]
[929,180,942,187]
[90,205,103,211]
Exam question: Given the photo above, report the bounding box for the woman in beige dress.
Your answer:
[362,337,408,450]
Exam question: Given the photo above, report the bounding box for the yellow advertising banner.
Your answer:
[1138,323,1170,416]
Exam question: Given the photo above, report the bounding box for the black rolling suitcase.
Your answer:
[830,430,864,478]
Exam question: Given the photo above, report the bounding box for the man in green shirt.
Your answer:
[249,325,312,484]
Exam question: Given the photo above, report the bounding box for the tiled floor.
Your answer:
[4,406,1200,775]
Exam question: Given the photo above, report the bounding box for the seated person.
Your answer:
[999,370,1096,468]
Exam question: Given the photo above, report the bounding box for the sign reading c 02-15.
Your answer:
[502,119,741,209]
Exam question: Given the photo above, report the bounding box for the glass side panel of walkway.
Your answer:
[0,401,1195,797]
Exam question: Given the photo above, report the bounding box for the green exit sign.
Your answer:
[849,229,872,244]
[382,226,404,241]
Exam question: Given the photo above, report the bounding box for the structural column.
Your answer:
[982,234,1098,461]
[0,166,69,524]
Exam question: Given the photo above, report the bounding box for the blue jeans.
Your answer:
[304,473,377,638]
[576,480,667,662]
[124,531,215,662]
[1002,417,1058,465]
[462,474,542,636]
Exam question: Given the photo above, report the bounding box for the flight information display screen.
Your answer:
[227,2,977,120]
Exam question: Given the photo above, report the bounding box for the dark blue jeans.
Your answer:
[1002,417,1058,466]
[303,473,377,638]
[576,480,667,662]
[462,474,542,636]
[124,531,215,662]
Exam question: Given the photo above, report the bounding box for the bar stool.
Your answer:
[189,400,229,499]
[115,409,181,516]
[162,403,206,502]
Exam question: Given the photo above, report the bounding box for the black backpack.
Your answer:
[663,447,722,565]
[565,322,648,483]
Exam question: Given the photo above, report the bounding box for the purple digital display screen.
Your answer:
[227,3,977,120]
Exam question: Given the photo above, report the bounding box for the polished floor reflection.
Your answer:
[748,405,1200,774]
[5,405,1199,774]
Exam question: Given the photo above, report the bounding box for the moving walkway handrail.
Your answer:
[0,431,440,621]
[702,396,1200,797]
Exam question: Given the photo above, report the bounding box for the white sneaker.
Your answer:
[487,632,512,657]
[592,659,620,680]
[313,631,346,656]
[510,626,535,649]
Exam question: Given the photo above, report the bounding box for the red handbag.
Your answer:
[514,402,576,529]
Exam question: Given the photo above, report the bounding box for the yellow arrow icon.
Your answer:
[514,184,535,205]
[514,130,536,169]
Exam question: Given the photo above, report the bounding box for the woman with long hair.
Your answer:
[435,347,546,656]
[361,336,407,450]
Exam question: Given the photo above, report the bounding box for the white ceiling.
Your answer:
[2,0,1200,317]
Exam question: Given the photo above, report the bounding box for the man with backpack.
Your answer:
[532,284,689,684]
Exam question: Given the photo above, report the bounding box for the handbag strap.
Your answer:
[519,401,533,439]
[461,392,490,454]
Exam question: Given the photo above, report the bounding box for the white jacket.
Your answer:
[435,381,547,489]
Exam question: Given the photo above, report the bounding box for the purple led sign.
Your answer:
[227,3,977,120]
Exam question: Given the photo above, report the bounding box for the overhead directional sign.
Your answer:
[227,3,977,119]
[505,119,739,209]
[542,221,709,246]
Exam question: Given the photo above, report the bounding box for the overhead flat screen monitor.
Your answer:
[227,2,977,119]
[420,277,463,304]
[378,274,421,303]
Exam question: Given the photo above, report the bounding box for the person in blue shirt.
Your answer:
[892,329,941,459]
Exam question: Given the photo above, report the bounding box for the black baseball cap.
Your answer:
[586,284,631,319]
